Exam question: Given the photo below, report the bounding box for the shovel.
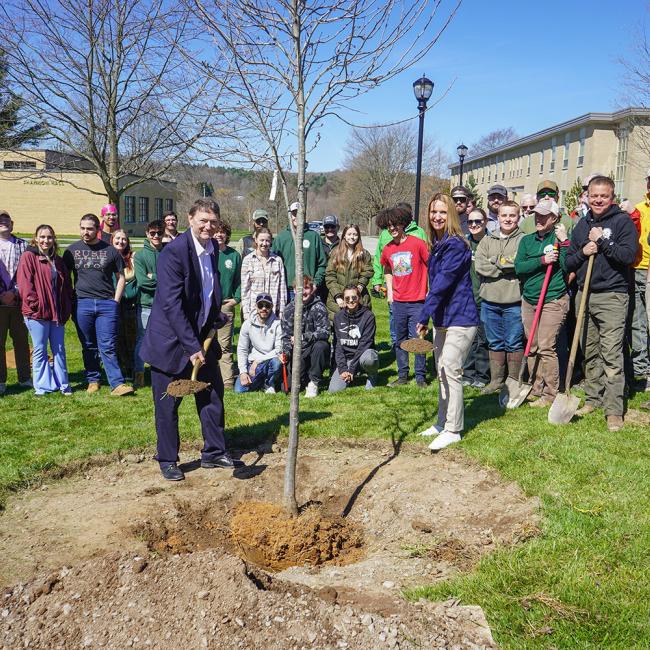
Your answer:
[166,328,217,398]
[499,248,556,409]
[400,329,434,354]
[548,254,595,425]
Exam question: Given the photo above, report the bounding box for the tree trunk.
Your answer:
[283,0,306,517]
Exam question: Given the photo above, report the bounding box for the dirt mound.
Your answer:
[1,551,497,649]
[230,501,364,571]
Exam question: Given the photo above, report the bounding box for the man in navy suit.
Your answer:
[140,199,240,481]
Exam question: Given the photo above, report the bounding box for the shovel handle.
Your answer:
[564,254,595,393]
[524,244,557,357]
[190,328,217,382]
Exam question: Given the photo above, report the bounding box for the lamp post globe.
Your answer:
[457,143,468,186]
[413,75,434,222]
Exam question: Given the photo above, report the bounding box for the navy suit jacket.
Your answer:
[140,230,224,375]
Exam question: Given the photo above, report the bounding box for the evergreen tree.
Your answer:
[0,49,44,148]
[565,177,583,214]
[465,174,484,209]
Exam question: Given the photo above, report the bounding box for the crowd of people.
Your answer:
[1,170,649,464]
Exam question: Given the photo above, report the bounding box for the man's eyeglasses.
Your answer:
[148,230,163,236]
[344,296,359,303]
[522,205,536,211]
[537,190,558,198]
[257,302,272,310]
[452,197,467,202]
[324,225,337,230]
[467,219,484,226]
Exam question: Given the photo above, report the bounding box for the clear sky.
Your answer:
[308,0,648,172]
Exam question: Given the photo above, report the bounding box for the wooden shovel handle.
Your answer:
[564,254,595,392]
[190,328,217,382]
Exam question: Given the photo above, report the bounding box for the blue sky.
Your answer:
[309,0,648,172]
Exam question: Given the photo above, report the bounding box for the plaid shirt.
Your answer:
[0,235,27,295]
[241,251,287,321]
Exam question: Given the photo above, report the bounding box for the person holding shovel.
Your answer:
[415,193,479,451]
[140,199,238,481]
[565,176,639,432]
[514,198,570,408]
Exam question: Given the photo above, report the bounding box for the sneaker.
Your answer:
[265,385,276,394]
[305,381,318,398]
[19,379,33,388]
[418,424,443,437]
[87,382,100,394]
[111,383,135,397]
[461,378,473,387]
[428,431,462,451]
[365,376,377,390]
[388,377,409,387]
[606,415,624,432]
[416,378,428,388]
[62,390,73,396]
[133,372,145,389]
[576,403,596,417]
[471,380,487,388]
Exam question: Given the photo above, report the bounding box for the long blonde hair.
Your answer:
[425,193,468,246]
[331,224,366,273]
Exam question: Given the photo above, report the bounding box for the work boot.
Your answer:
[606,415,624,432]
[506,350,524,381]
[576,403,596,417]
[480,351,506,395]
[133,372,145,389]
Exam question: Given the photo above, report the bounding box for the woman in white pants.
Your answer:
[416,193,480,450]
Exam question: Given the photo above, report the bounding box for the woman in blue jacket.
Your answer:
[416,193,480,451]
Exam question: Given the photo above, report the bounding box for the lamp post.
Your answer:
[457,143,468,186]
[412,74,434,222]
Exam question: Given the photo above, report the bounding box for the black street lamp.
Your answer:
[413,74,434,222]
[457,143,468,186]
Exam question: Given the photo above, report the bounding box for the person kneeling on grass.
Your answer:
[235,293,283,394]
[281,275,330,398]
[329,285,378,392]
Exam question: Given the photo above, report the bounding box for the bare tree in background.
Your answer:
[190,0,461,514]
[1,0,221,205]
[470,127,518,156]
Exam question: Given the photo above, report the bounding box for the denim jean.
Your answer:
[134,305,151,373]
[25,318,70,394]
[74,298,124,388]
[388,302,397,347]
[480,300,524,352]
[234,357,282,392]
[393,300,426,380]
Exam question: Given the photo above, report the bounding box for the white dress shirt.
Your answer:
[191,231,214,329]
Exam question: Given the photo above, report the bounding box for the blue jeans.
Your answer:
[24,318,70,394]
[393,300,426,381]
[388,302,397,347]
[74,298,124,388]
[234,357,282,392]
[134,305,151,373]
[480,300,524,352]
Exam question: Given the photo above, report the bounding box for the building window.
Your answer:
[155,198,163,219]
[500,158,505,180]
[550,137,556,173]
[615,128,629,197]
[563,132,570,170]
[165,198,174,213]
[124,196,135,223]
[3,160,37,169]
[540,150,544,174]
[527,154,531,176]
[138,197,149,223]
[577,127,585,167]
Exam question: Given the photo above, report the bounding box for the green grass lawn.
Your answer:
[1,298,649,648]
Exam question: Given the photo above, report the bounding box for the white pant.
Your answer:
[433,326,477,433]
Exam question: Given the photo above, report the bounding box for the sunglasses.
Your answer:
[324,225,337,230]
[467,219,484,225]
[537,190,558,198]
[522,206,536,210]
[257,302,272,309]
[148,230,163,236]
[452,197,467,202]
[344,296,359,303]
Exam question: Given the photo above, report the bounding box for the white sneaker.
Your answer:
[418,424,443,437]
[428,431,461,451]
[265,386,276,394]
[0,383,5,396]
[305,381,319,398]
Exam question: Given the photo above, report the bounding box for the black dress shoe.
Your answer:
[160,463,185,481]
[201,454,245,469]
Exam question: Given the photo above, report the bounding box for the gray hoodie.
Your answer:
[237,311,283,373]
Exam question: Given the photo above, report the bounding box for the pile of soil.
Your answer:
[1,551,497,649]
[230,502,364,571]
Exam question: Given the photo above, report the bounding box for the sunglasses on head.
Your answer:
[257,302,272,309]
[467,219,484,225]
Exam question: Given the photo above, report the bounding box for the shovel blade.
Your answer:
[548,392,580,425]
[499,376,533,409]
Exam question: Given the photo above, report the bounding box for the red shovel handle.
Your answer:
[524,244,557,357]
[281,353,289,392]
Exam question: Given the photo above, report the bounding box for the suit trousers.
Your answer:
[151,359,226,467]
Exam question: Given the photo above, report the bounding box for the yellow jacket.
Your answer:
[634,194,650,269]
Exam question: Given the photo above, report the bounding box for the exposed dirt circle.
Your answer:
[0,439,540,648]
